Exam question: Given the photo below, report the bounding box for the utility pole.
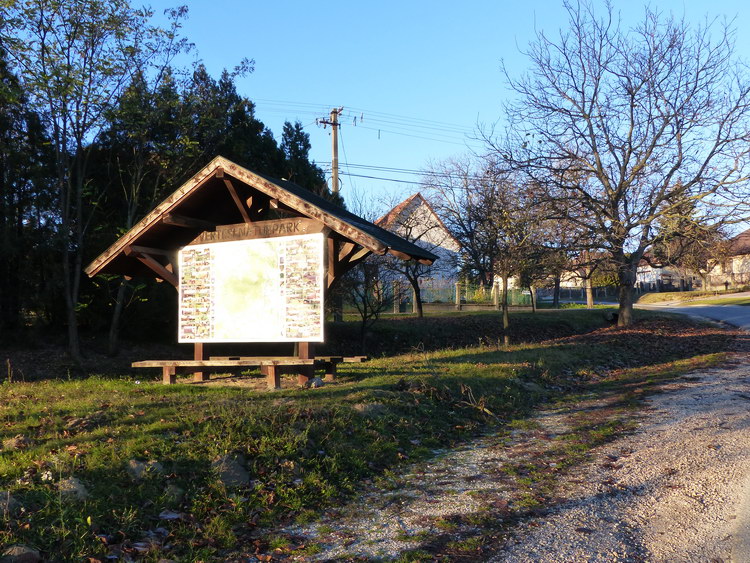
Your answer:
[318,107,343,197]
[318,107,344,321]
[330,108,340,196]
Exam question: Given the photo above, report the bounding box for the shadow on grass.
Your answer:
[0,314,744,561]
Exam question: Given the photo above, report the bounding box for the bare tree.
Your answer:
[426,157,549,343]
[492,1,750,326]
[421,157,496,286]
[339,257,392,353]
[652,204,731,290]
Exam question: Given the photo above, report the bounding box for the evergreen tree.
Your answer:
[0,49,55,330]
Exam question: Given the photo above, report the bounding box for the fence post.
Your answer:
[455,282,462,311]
[392,281,400,314]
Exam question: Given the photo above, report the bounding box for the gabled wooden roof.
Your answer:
[85,156,437,280]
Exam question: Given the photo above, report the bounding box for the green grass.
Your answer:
[0,310,738,561]
[325,308,615,356]
[637,288,749,304]
[681,296,750,306]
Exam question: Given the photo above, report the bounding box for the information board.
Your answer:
[178,232,325,343]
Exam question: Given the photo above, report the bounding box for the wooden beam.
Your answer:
[136,254,178,287]
[223,178,252,224]
[189,218,327,245]
[349,247,371,262]
[125,245,172,257]
[328,249,373,288]
[328,237,337,288]
[162,213,216,231]
[125,246,178,287]
[389,249,412,261]
[338,241,355,262]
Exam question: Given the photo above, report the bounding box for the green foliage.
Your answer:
[0,1,338,349]
[0,48,56,330]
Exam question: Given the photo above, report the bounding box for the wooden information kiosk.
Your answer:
[85,156,437,389]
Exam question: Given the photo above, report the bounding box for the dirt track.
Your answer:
[496,352,750,562]
[273,348,750,562]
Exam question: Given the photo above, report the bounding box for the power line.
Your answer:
[355,125,478,147]
[259,108,475,143]
[319,162,490,183]
[336,172,424,185]
[253,98,477,136]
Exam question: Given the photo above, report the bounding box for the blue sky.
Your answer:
[148,0,750,213]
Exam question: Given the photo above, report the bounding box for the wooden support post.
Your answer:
[162,213,216,231]
[162,366,176,385]
[297,342,315,386]
[455,282,462,311]
[493,281,500,310]
[262,365,281,390]
[193,343,208,382]
[125,246,178,287]
[324,362,336,382]
[392,280,400,314]
[223,178,252,224]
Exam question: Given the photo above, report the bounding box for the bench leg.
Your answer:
[297,365,314,386]
[193,342,206,382]
[324,361,336,382]
[262,365,281,390]
[162,366,176,385]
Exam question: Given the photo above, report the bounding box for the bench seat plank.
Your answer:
[132,355,368,388]
[132,358,314,368]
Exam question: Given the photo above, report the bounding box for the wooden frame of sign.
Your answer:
[85,157,437,388]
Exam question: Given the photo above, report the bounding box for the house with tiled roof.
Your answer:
[376,193,460,255]
[375,193,461,302]
[636,255,697,291]
[706,227,750,288]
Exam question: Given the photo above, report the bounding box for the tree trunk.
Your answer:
[528,285,536,313]
[553,275,561,308]
[409,278,424,318]
[62,250,81,362]
[617,284,635,326]
[108,278,129,356]
[585,278,595,309]
[360,320,367,355]
[333,293,344,322]
[502,273,510,346]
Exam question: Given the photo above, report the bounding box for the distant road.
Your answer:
[638,294,750,330]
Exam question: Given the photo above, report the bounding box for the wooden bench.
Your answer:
[132,355,367,389]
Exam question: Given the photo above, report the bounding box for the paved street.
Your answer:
[637,293,750,330]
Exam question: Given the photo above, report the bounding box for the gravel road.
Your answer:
[496,353,750,562]
[271,346,750,562]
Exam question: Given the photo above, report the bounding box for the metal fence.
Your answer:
[410,281,531,307]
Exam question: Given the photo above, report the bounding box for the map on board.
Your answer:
[178,233,325,343]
